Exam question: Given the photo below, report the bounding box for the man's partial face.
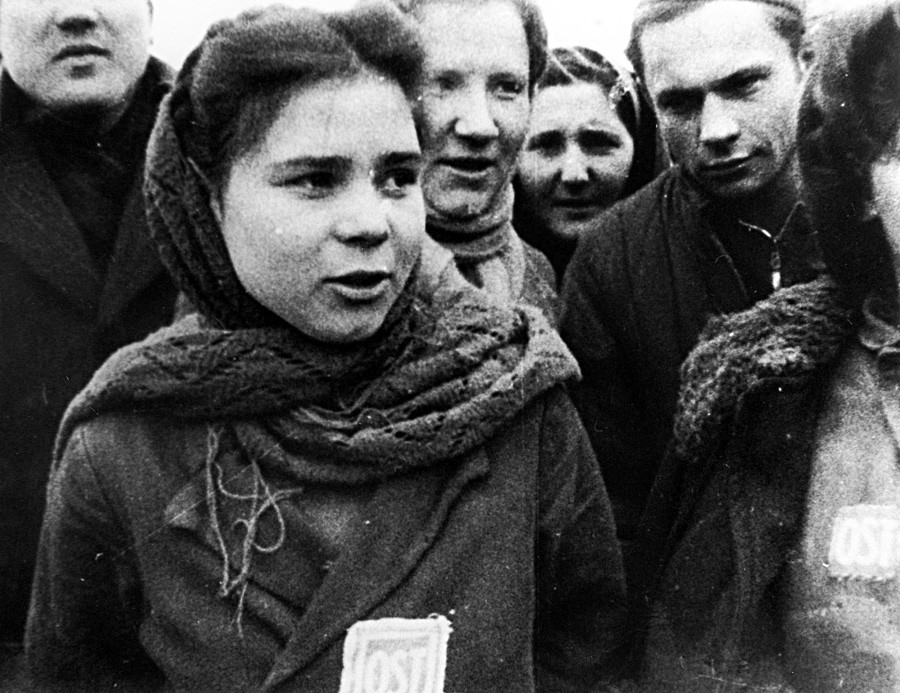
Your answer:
[0,0,152,124]
[640,1,802,200]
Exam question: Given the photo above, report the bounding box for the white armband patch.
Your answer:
[339,615,452,693]
[828,505,900,581]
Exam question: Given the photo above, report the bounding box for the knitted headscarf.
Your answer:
[54,4,579,623]
[146,3,427,328]
[57,0,579,475]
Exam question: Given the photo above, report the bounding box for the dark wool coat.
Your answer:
[559,166,823,547]
[26,386,628,692]
[632,279,855,691]
[0,59,177,645]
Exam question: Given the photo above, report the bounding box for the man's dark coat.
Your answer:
[559,165,822,548]
[0,58,177,644]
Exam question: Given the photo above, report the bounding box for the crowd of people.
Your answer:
[1,0,899,690]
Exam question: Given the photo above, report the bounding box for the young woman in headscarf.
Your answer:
[514,46,668,284]
[24,4,626,691]
[394,0,559,318]
[631,2,900,690]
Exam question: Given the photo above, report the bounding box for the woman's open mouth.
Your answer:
[325,270,392,302]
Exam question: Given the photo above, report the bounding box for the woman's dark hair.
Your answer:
[393,0,547,95]
[145,3,424,328]
[798,0,900,308]
[171,2,424,195]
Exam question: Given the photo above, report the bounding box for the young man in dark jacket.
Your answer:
[560,0,822,552]
[0,0,177,667]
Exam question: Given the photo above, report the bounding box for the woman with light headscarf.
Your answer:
[515,46,667,283]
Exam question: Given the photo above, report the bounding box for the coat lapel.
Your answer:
[0,96,100,314]
[97,58,174,327]
[0,63,172,326]
[725,382,824,652]
[261,452,490,691]
[96,171,167,327]
[163,443,490,691]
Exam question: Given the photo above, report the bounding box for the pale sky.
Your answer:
[150,0,641,69]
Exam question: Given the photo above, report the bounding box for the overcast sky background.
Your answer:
[149,0,853,70]
[150,0,641,68]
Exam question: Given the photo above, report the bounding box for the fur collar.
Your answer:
[674,277,855,464]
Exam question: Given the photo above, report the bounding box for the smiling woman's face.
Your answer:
[518,82,634,241]
[415,0,531,218]
[217,72,425,344]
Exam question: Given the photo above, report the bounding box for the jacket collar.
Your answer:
[0,58,173,323]
[673,276,853,465]
[674,167,824,311]
[164,440,490,690]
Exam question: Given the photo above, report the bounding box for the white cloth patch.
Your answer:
[828,505,900,581]
[338,615,452,693]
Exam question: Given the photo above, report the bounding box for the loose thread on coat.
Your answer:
[204,424,302,638]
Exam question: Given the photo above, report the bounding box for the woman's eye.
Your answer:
[283,171,336,197]
[527,132,565,157]
[493,78,525,99]
[380,167,420,197]
[580,132,621,154]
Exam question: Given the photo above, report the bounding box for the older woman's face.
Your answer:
[518,83,634,241]
[218,73,425,343]
[415,0,531,218]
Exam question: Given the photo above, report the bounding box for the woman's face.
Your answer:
[518,83,634,241]
[415,0,531,218]
[218,73,425,343]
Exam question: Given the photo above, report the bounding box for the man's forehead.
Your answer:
[639,1,792,93]
[645,51,779,97]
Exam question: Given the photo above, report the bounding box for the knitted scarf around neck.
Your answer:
[54,93,579,485]
[56,283,576,485]
[427,183,528,304]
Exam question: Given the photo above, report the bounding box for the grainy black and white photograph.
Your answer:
[0,0,894,690]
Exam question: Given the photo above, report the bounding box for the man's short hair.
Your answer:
[392,0,548,95]
[626,0,806,79]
